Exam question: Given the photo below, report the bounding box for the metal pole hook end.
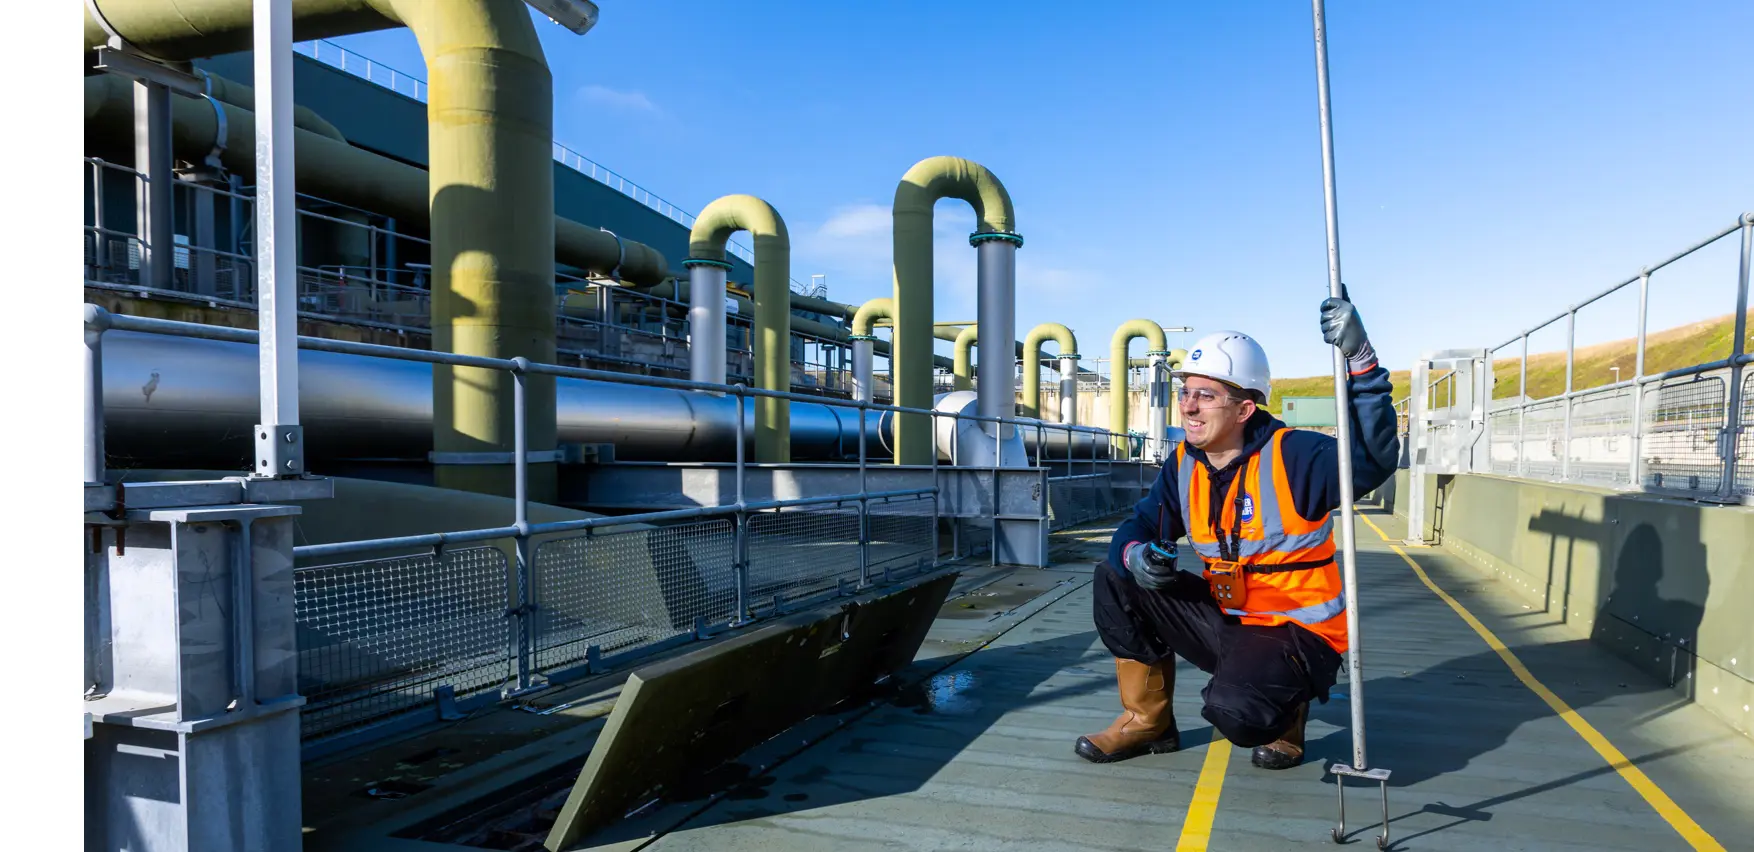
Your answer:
[1328,762,1393,849]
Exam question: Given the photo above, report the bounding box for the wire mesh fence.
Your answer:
[867,496,939,577]
[747,506,864,606]
[1641,372,1728,496]
[294,547,512,741]
[530,520,736,677]
[1568,385,1636,487]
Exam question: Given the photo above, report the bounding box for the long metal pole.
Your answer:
[253,0,303,476]
[1311,0,1367,773]
[1630,272,1649,485]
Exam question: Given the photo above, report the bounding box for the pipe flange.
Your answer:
[1146,350,1174,358]
[849,334,880,343]
[1054,352,1080,360]
[682,257,734,270]
[968,231,1024,248]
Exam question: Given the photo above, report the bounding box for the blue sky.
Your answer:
[330,1,1753,380]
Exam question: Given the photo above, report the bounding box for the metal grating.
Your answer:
[294,547,511,741]
[1641,373,1727,495]
[747,507,863,604]
[866,496,938,577]
[1567,386,1635,486]
[531,520,735,675]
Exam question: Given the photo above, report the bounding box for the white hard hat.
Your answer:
[1174,330,1272,404]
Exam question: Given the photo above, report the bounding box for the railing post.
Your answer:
[505,359,541,697]
[731,388,750,626]
[1630,270,1650,486]
[253,0,304,478]
[857,399,870,589]
[1518,333,1529,477]
[1718,214,1754,500]
[1562,310,1576,482]
[85,306,110,485]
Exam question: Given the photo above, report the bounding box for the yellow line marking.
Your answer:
[1355,511,1726,851]
[1174,728,1233,851]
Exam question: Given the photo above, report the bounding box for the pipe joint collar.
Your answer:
[968,231,1024,248]
[849,334,880,343]
[1055,352,1080,361]
[1146,350,1173,358]
[683,258,734,270]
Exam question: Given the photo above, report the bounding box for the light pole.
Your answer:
[1610,365,1621,385]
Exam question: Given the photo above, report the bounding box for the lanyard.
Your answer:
[1216,465,1249,563]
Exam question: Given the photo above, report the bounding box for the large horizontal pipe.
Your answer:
[99,331,868,468]
[84,74,670,286]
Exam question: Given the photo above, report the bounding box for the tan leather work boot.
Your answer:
[1074,658,1180,763]
[1250,701,1308,770]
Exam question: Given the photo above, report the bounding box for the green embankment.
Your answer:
[1267,311,1748,413]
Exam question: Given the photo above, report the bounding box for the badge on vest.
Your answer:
[1205,560,1248,609]
[1239,494,1255,524]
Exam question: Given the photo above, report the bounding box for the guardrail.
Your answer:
[1407,213,1754,502]
[83,307,1124,742]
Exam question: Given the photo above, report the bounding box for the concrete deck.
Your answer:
[630,509,1754,851]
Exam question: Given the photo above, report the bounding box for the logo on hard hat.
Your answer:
[1191,348,1203,361]
[1240,494,1255,523]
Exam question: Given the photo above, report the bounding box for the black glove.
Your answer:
[1320,291,1378,374]
[1122,540,1179,591]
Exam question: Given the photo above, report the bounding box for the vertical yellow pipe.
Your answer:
[892,157,1016,465]
[688,194,791,462]
[383,0,559,498]
[1021,323,1078,418]
[952,325,979,391]
[1110,319,1168,440]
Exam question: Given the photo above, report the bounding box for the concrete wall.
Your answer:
[1388,471,1754,737]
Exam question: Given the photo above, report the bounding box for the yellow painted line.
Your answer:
[1355,511,1726,851]
[1174,728,1233,851]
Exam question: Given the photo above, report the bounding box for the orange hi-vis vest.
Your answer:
[1175,429,1349,654]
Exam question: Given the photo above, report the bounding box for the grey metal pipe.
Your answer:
[852,338,876,404]
[975,237,1018,438]
[1058,356,1078,425]
[1146,353,1168,462]
[85,306,110,484]
[97,331,872,468]
[686,261,729,385]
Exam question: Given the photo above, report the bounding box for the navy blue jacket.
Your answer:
[1108,366,1400,566]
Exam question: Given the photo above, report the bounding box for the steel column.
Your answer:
[1630,271,1650,485]
[1562,310,1575,482]
[1058,355,1078,425]
[133,80,173,291]
[252,0,302,477]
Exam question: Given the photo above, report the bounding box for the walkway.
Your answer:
[632,510,1753,851]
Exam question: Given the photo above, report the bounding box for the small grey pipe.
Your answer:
[687,260,730,386]
[1058,355,1078,426]
[852,337,876,404]
[1146,353,1169,462]
[974,235,1020,440]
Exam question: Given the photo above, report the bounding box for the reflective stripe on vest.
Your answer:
[1223,593,1347,625]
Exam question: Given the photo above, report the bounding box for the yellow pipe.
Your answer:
[952,325,979,391]
[892,156,1016,464]
[1021,323,1078,419]
[689,195,791,463]
[852,297,894,338]
[1110,319,1168,439]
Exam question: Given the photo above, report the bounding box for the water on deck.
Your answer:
[306,510,1753,851]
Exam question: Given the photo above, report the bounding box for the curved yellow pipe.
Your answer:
[952,325,979,392]
[689,194,792,462]
[891,156,1017,464]
[852,297,895,338]
[1110,320,1169,439]
[1021,323,1078,418]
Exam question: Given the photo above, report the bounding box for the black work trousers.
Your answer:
[1092,562,1343,748]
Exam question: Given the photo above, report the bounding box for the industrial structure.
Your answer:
[78,3,1753,851]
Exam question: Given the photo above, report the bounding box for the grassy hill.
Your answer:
[1267,311,1749,413]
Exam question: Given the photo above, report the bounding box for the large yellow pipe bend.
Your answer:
[689,194,792,463]
[1021,323,1078,418]
[1110,319,1169,439]
[952,325,979,392]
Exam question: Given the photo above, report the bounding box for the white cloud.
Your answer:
[579,84,661,115]
[818,204,889,239]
